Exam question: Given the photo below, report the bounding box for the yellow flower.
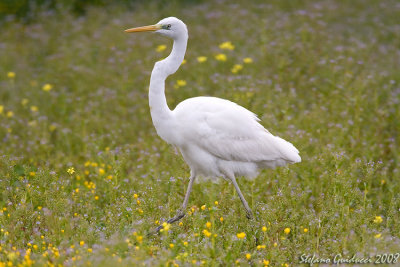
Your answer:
[284,228,291,234]
[262,226,267,232]
[30,106,38,112]
[79,241,85,246]
[183,241,188,246]
[133,194,138,198]
[201,205,206,210]
[6,111,13,118]
[37,206,42,210]
[257,245,266,250]
[98,168,105,175]
[7,72,16,78]
[174,79,187,88]
[156,45,167,52]
[245,253,251,260]
[67,167,75,175]
[169,243,174,248]
[215,53,227,61]
[220,217,224,222]
[107,175,113,180]
[375,233,382,239]
[0,105,4,114]
[197,56,207,63]
[162,222,170,232]
[202,229,211,237]
[236,232,246,239]
[21,99,29,106]
[94,196,99,200]
[87,248,92,253]
[231,64,243,74]
[214,201,218,205]
[206,222,211,229]
[29,172,36,177]
[42,84,53,92]
[243,57,253,64]
[219,41,235,50]
[263,259,270,266]
[273,242,277,247]
[304,228,308,233]
[373,216,383,224]
[179,222,183,226]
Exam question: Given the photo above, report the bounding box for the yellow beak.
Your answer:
[124,24,161,33]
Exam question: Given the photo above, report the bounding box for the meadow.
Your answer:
[0,0,399,266]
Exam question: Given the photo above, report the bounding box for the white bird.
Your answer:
[125,17,301,231]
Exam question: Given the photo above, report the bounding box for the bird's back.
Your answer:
[172,96,300,178]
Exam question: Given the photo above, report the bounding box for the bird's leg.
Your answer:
[151,175,196,234]
[230,176,254,220]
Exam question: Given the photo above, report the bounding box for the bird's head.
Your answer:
[125,17,188,40]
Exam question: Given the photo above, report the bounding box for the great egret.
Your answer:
[125,17,301,232]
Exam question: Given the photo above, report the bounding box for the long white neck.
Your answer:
[149,35,187,143]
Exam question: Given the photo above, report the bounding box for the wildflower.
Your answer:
[201,205,206,210]
[215,53,227,61]
[257,245,266,250]
[6,111,13,118]
[174,79,187,88]
[375,233,382,239]
[246,253,251,260]
[29,172,36,177]
[243,57,253,64]
[136,235,143,243]
[179,222,183,226]
[162,222,170,232]
[169,243,174,248]
[80,241,85,246]
[197,56,207,63]
[37,206,42,210]
[273,242,277,247]
[262,226,267,232]
[20,99,29,106]
[67,167,75,175]
[220,217,224,222]
[133,194,138,199]
[7,72,16,78]
[156,45,167,52]
[136,199,140,205]
[49,124,57,131]
[87,248,92,253]
[94,196,99,200]
[202,229,211,237]
[183,241,188,246]
[263,259,270,266]
[61,230,64,233]
[284,228,291,234]
[0,105,3,114]
[219,41,235,50]
[231,64,243,74]
[206,222,211,229]
[237,232,246,239]
[214,201,218,205]
[304,228,308,233]
[30,106,38,112]
[107,175,113,180]
[98,168,105,175]
[42,84,53,92]
[373,216,383,224]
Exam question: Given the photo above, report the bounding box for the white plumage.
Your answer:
[125,17,300,230]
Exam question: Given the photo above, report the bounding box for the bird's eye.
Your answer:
[166,24,171,29]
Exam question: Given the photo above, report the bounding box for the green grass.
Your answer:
[0,0,399,266]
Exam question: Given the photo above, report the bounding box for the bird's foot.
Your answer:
[246,211,254,220]
[148,210,186,236]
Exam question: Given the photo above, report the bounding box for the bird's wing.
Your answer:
[173,97,300,163]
